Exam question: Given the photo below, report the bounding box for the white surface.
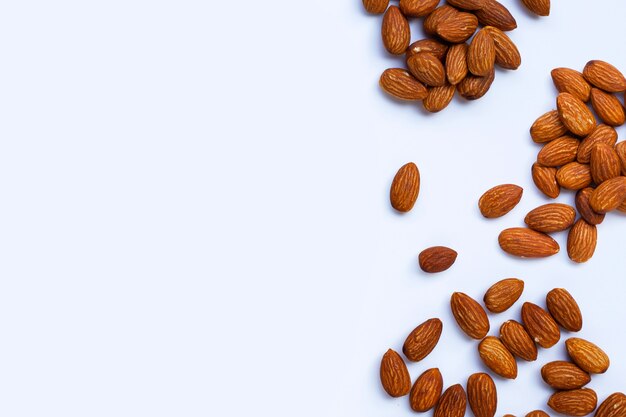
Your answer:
[1,0,625,416]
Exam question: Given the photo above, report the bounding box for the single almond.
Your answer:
[407,52,447,87]
[577,124,618,163]
[382,6,411,55]
[616,141,626,175]
[363,0,389,14]
[595,393,626,417]
[583,60,626,93]
[474,0,517,31]
[541,361,590,390]
[538,136,580,167]
[591,143,621,184]
[467,373,497,417]
[484,26,521,70]
[484,278,524,313]
[566,337,610,374]
[406,38,449,61]
[500,320,537,362]
[521,302,560,348]
[423,84,456,112]
[575,187,606,225]
[524,203,576,233]
[530,110,568,143]
[532,163,560,199]
[557,92,596,137]
[526,411,549,417]
[552,68,592,102]
[400,0,439,17]
[410,368,443,412]
[423,5,457,36]
[419,246,458,273]
[546,288,583,332]
[590,88,626,126]
[446,0,485,10]
[548,388,597,417]
[468,28,495,77]
[478,336,517,379]
[434,384,467,417]
[446,43,469,85]
[590,176,626,213]
[498,228,560,258]
[390,162,420,212]
[457,69,495,100]
[435,11,479,43]
[521,0,550,16]
[556,162,592,191]
[451,292,490,339]
[380,349,411,397]
[478,184,523,218]
[403,318,443,362]
[379,68,428,101]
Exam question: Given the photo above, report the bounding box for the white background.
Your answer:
[1,0,625,416]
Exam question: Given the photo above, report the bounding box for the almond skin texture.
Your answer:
[578,125,618,163]
[532,163,560,199]
[468,28,495,77]
[590,176,626,213]
[478,184,523,218]
[363,0,389,14]
[410,368,444,412]
[591,88,626,126]
[423,84,456,113]
[474,0,517,31]
[521,302,560,348]
[566,337,610,374]
[591,143,621,184]
[583,60,626,93]
[447,0,485,10]
[478,336,517,379]
[382,6,410,55]
[552,68,592,102]
[467,373,497,417]
[484,26,521,70]
[435,11,479,43]
[400,0,439,17]
[524,203,576,233]
[556,162,592,191]
[407,39,449,61]
[380,68,428,101]
[380,349,411,397]
[419,246,458,273]
[526,411,550,417]
[557,93,596,137]
[616,141,626,175]
[451,292,490,340]
[403,318,443,362]
[576,188,606,225]
[457,69,495,100]
[541,361,590,390]
[407,52,447,87]
[390,162,420,212]
[538,136,580,167]
[435,384,467,417]
[446,43,469,85]
[424,5,457,36]
[498,228,560,258]
[531,110,568,143]
[500,320,538,362]
[521,0,550,16]
[484,278,524,313]
[546,288,583,332]
[595,393,626,417]
[548,388,598,417]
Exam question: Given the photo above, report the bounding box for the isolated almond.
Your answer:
[521,302,560,348]
[407,38,449,61]
[380,349,411,397]
[446,43,469,85]
[424,5,457,36]
[484,278,524,313]
[532,163,560,199]
[590,88,626,126]
[616,141,626,175]
[419,246,458,273]
[403,318,443,362]
[591,143,621,184]
[546,288,583,332]
[538,136,580,167]
[498,228,560,258]
[478,184,523,218]
[500,320,537,362]
[410,368,443,412]
[548,388,597,417]
[468,28,495,77]
[531,110,568,143]
[526,411,549,417]
[435,384,467,417]
[382,6,411,55]
[595,393,626,417]
[552,68,592,102]
[390,162,420,212]
[524,203,576,233]
[400,0,439,17]
[363,0,389,14]
[467,373,497,417]
[478,336,517,379]
[566,337,610,374]
[423,84,456,112]
[541,361,590,390]
[557,93,596,137]
[380,68,429,101]
[583,60,626,93]
[474,0,517,31]
[590,176,626,213]
[577,125,618,163]
[484,26,521,70]
[576,188,606,225]
[521,0,550,16]
[447,0,485,10]
[435,11,479,43]
[556,162,592,191]
[457,69,495,100]
[407,52,447,87]
[451,292,490,339]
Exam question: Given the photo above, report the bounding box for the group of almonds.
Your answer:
[380,279,623,417]
[364,0,550,112]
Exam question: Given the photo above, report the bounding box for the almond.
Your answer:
[379,68,428,101]
[521,302,560,348]
[557,92,596,137]
[410,368,443,412]
[468,28,495,77]
[446,43,469,85]
[457,69,495,100]
[498,228,560,258]
[521,0,550,16]
[419,246,458,273]
[467,373,497,417]
[616,141,626,175]
[484,278,524,313]
[478,336,518,379]
[541,361,590,390]
[435,384,467,417]
[423,84,456,112]
[446,0,485,10]
[526,411,549,417]
[552,68,592,102]
[556,162,592,191]
[530,110,568,143]
[548,388,597,417]
[595,393,626,417]
[484,26,521,70]
[500,320,537,362]
[591,143,621,184]
[380,349,411,397]
[436,11,479,43]
[583,60,626,93]
[566,337,610,374]
[403,318,443,362]
[390,162,420,212]
[590,88,626,126]
[546,288,583,332]
[619,199,626,213]
[478,184,523,218]
[577,125,618,163]
[532,163,560,198]
[524,203,576,233]
[407,52,447,87]
[451,292,490,339]
[363,0,389,14]
[538,136,580,167]
[424,5,457,36]
[407,38,449,61]
[474,0,517,31]
[382,6,410,55]
[590,176,626,213]
[575,187,606,225]
[400,0,439,17]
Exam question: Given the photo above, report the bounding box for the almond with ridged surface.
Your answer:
[474,0,517,31]
[591,143,621,184]
[382,6,410,55]
[498,228,559,258]
[424,5,457,36]
[478,184,523,218]
[407,52,447,87]
[400,0,440,17]
[380,69,428,101]
[548,388,597,417]
[552,67,591,102]
[576,188,605,225]
[578,125,618,163]
[537,136,580,167]
[403,318,443,362]
[485,26,521,70]
[521,0,550,16]
[546,288,583,332]
[410,368,443,412]
[419,246,457,272]
[595,393,626,417]
[556,162,592,191]
[521,302,560,348]
[616,141,626,175]
[557,92,596,137]
[500,320,537,361]
[380,349,411,397]
[532,163,560,198]
[446,43,469,85]
[447,0,485,10]
[436,11,479,43]
[407,39,449,61]
[484,278,524,313]
[478,336,518,379]
[435,384,467,417]
[591,88,626,126]
[530,110,568,143]
[457,69,495,100]
[468,28,495,77]
[541,361,590,390]
[451,292,490,339]
[566,337,610,374]
[390,162,420,212]
[583,60,626,93]
[524,203,576,233]
[467,373,497,417]
[423,84,456,112]
[590,176,626,213]
[363,0,389,14]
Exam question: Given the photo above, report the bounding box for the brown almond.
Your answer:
[403,318,443,362]
[478,184,523,218]
[595,393,626,417]
[521,0,550,16]
[484,278,524,313]
[406,38,449,61]
[468,28,495,77]
[526,411,549,417]
[446,43,469,85]
[548,389,597,417]
[556,162,592,191]
[583,60,626,93]
[410,368,444,412]
[423,84,456,112]
[434,384,467,417]
[498,228,560,258]
[419,246,458,273]
[616,141,626,175]
[530,110,568,143]
[436,11,479,43]
[538,136,580,167]
[467,373,497,417]
[424,5,458,36]
[478,336,517,379]
[457,69,495,100]
[590,176,626,213]
[576,188,606,225]
[400,0,439,17]
[566,337,610,374]
[619,199,626,213]
[541,361,590,390]
[546,288,583,332]
[407,52,447,87]
[484,26,521,70]
[521,302,560,348]
[382,6,411,55]
[500,320,537,362]
[379,68,428,101]
[557,93,596,137]
[380,349,411,397]
[532,163,560,199]
[474,0,517,31]
[552,68,592,102]
[390,162,420,212]
[524,203,576,233]
[577,124,618,163]
[451,292,490,340]
[446,0,485,10]
[591,88,626,126]
[363,0,389,14]
[591,143,621,184]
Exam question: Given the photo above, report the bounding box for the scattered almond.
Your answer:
[363,0,389,14]
[457,69,495,100]
[435,11,479,43]
[467,373,497,417]
[577,124,618,163]
[530,110,568,143]
[521,0,550,16]
[591,143,622,184]
[541,361,590,390]
[478,184,523,218]
[423,5,457,36]
[419,246,458,273]
[583,60,626,93]
[406,38,449,61]
[566,337,610,374]
[556,92,596,137]
[380,349,411,397]
[468,28,496,77]
[521,302,560,348]
[548,388,597,417]
[616,141,626,175]
[446,43,469,85]
[382,6,410,55]
[546,288,583,332]
[474,0,517,31]
[537,136,580,167]
[390,162,421,212]
[380,68,429,101]
[399,0,439,17]
[484,278,524,313]
[532,163,560,198]
[484,26,521,70]
[434,384,467,417]
[524,203,576,233]
[478,336,518,379]
[590,88,626,127]
[498,228,560,258]
[423,84,456,112]
[595,393,626,417]
[500,320,538,362]
[410,368,443,412]
[403,318,443,361]
[552,68,592,102]
[590,176,626,213]
[451,292,490,339]
[576,188,606,225]
[556,162,592,191]
[407,52,447,87]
